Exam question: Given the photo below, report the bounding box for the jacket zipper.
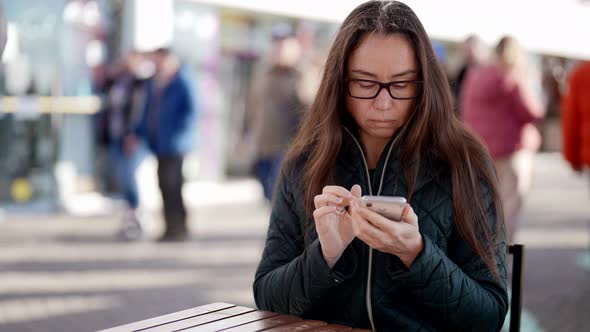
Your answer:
[343,127,399,332]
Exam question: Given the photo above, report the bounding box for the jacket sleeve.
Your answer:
[561,69,581,168]
[173,78,198,134]
[253,172,357,316]
[391,186,508,332]
[134,80,151,139]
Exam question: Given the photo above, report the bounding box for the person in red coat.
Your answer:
[562,61,590,173]
[461,36,544,242]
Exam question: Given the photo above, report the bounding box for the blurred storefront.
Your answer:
[2,0,586,209]
[0,0,110,208]
[0,0,337,209]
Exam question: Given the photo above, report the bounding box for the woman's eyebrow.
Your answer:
[350,69,377,78]
[391,69,418,79]
[350,69,417,79]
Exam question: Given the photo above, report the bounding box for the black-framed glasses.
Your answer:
[345,78,422,100]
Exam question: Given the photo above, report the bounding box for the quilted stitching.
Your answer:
[254,132,509,331]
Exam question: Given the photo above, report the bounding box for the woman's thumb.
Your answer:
[402,204,418,226]
[350,184,362,198]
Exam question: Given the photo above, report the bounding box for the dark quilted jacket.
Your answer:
[253,128,508,331]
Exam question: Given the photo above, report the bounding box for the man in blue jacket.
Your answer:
[139,48,198,241]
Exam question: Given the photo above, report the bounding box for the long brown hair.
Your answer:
[283,1,504,277]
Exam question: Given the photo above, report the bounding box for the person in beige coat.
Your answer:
[244,27,306,202]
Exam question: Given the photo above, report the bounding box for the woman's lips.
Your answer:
[369,120,397,127]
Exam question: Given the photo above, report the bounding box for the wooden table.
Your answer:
[99,302,370,332]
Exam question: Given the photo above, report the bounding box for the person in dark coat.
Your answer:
[253,1,508,331]
[100,51,153,240]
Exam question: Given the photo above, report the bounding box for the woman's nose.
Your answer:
[373,87,393,111]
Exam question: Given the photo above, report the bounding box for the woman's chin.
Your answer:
[365,127,397,140]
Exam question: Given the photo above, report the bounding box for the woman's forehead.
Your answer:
[348,33,417,79]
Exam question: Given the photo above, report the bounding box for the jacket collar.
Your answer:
[338,126,440,197]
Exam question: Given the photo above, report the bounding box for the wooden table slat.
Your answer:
[140,306,256,332]
[300,324,352,332]
[217,314,302,332]
[100,302,371,332]
[98,303,236,332]
[260,320,328,332]
[183,310,279,332]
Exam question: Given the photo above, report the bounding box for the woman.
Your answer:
[253,1,508,331]
[461,36,543,243]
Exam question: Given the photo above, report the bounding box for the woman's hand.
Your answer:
[313,185,362,268]
[349,201,424,268]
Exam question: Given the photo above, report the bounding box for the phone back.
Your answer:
[361,196,406,220]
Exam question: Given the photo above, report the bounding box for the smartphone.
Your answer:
[360,195,407,220]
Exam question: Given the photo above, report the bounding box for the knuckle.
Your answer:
[313,195,321,206]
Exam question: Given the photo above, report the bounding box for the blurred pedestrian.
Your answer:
[561,61,590,176]
[431,39,449,76]
[99,51,153,240]
[540,56,567,152]
[294,21,324,107]
[244,24,305,202]
[139,48,198,241]
[452,35,486,115]
[461,36,544,242]
[541,56,565,119]
[0,2,5,222]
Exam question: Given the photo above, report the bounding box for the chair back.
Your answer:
[507,244,524,332]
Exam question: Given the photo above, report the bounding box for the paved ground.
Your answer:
[510,153,590,332]
[0,153,588,332]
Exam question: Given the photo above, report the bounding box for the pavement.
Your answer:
[509,153,589,332]
[0,153,588,332]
